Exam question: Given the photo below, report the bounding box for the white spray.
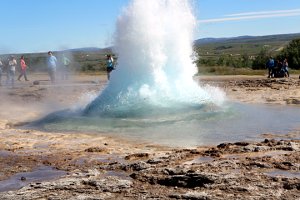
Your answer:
[84,0,225,115]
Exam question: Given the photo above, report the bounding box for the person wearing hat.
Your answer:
[8,55,17,87]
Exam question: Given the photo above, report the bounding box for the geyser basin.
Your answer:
[30,102,300,147]
[28,0,300,148]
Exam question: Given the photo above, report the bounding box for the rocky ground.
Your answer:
[0,74,299,199]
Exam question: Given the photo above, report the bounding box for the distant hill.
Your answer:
[64,47,103,52]
[194,33,300,57]
[195,33,300,45]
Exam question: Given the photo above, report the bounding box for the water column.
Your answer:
[84,0,225,116]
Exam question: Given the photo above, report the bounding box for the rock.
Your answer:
[147,158,164,164]
[33,80,39,85]
[157,173,216,188]
[217,143,232,149]
[234,142,249,146]
[125,153,149,160]
[84,147,106,152]
[170,191,211,200]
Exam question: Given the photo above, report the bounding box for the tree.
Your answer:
[278,39,300,69]
[252,48,268,69]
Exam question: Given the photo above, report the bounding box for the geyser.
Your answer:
[30,0,300,148]
[84,0,225,116]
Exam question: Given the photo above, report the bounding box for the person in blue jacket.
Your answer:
[266,57,275,78]
[106,54,114,80]
[47,51,58,83]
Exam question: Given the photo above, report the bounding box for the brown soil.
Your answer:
[0,73,299,199]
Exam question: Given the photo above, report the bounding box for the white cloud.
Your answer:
[198,9,300,24]
[226,9,300,17]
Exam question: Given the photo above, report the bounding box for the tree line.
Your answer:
[196,38,300,70]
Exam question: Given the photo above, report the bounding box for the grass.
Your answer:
[197,66,265,75]
[197,66,300,76]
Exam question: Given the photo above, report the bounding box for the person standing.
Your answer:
[282,58,289,78]
[8,55,17,87]
[0,58,3,86]
[106,54,114,80]
[62,53,71,80]
[47,51,57,83]
[17,55,29,81]
[266,57,275,78]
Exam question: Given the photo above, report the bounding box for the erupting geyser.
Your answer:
[30,0,300,148]
[84,0,225,116]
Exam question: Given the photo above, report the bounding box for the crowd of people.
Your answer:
[266,57,289,78]
[0,55,26,87]
[0,51,117,88]
[0,52,72,87]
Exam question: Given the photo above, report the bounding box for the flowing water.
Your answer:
[29,0,300,147]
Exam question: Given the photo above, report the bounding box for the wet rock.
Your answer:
[263,139,277,145]
[217,143,232,149]
[84,147,106,152]
[287,142,299,151]
[204,148,221,157]
[162,167,189,175]
[97,177,133,192]
[33,80,39,85]
[124,153,149,160]
[283,181,300,190]
[285,98,300,105]
[157,173,216,188]
[170,191,211,200]
[249,162,272,168]
[234,142,249,146]
[122,161,151,171]
[274,162,294,170]
[243,145,269,152]
[147,158,164,164]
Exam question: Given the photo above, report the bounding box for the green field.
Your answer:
[1,33,300,75]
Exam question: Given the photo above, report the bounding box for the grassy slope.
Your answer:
[195,33,300,75]
[1,33,300,75]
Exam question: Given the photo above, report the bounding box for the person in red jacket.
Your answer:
[17,55,29,81]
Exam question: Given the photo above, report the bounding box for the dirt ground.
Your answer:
[0,73,299,199]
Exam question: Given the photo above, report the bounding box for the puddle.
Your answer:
[31,102,300,147]
[265,170,300,178]
[0,166,66,192]
[184,156,214,164]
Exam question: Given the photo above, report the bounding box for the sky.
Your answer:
[0,0,300,54]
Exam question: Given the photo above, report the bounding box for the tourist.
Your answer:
[61,53,71,80]
[47,51,58,83]
[282,58,289,78]
[17,55,29,81]
[8,55,17,87]
[106,54,114,80]
[266,57,275,78]
[274,59,283,78]
[3,57,10,85]
[0,58,3,85]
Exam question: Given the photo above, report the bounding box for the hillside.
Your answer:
[1,33,299,73]
[195,33,300,58]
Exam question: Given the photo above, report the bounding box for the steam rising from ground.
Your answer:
[85,0,225,116]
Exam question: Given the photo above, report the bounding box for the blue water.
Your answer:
[28,102,300,147]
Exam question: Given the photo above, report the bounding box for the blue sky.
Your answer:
[0,0,300,54]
